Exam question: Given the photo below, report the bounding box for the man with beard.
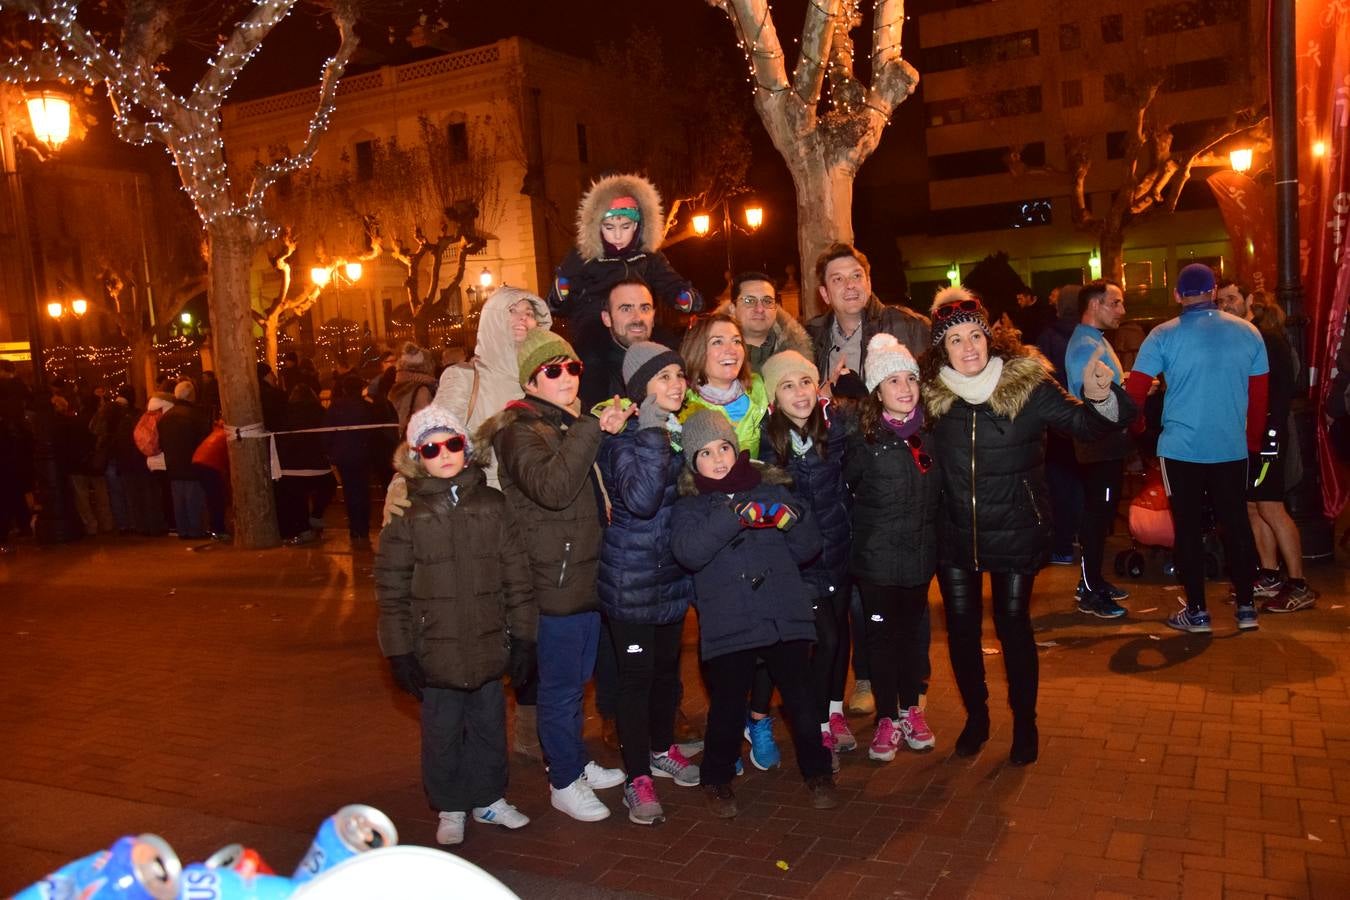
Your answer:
[579,277,671,409]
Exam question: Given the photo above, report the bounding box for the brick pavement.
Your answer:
[3,527,1350,898]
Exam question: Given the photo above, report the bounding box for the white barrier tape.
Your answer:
[225,422,400,440]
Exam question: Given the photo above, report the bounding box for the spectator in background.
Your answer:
[192,415,231,541]
[157,379,212,539]
[275,383,335,545]
[91,385,136,534]
[1036,284,1085,567]
[1216,287,1317,612]
[389,342,437,432]
[324,373,378,551]
[111,386,164,536]
[718,272,812,375]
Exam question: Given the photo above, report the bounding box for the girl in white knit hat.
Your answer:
[843,333,942,761]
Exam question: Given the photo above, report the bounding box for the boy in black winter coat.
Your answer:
[670,409,840,818]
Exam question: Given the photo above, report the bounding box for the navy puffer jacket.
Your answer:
[758,400,852,598]
[595,417,693,625]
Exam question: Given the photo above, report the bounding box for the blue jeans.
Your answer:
[105,463,131,532]
[537,611,600,789]
[170,478,208,538]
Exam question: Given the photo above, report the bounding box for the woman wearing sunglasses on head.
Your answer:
[920,287,1133,767]
[842,334,942,763]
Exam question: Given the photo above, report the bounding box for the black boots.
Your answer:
[1009,716,1038,766]
[954,710,990,757]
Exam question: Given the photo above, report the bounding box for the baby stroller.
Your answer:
[1114,456,1224,580]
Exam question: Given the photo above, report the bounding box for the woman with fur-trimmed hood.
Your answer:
[920,286,1134,771]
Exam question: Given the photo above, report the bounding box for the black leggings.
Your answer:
[1079,459,1124,592]
[858,581,931,721]
[608,619,684,780]
[1161,457,1258,610]
[937,567,1038,723]
[810,588,851,723]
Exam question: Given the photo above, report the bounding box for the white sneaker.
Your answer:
[435,811,466,845]
[472,798,530,829]
[582,760,625,790]
[550,776,611,822]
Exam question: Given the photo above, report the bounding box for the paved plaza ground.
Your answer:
[3,518,1350,898]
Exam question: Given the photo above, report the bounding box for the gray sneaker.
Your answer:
[650,745,700,786]
[622,775,665,825]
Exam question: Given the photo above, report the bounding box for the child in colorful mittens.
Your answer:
[670,409,840,819]
[374,405,536,847]
[548,173,702,405]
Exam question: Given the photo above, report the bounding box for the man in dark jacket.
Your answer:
[719,272,813,374]
[806,244,930,398]
[157,380,212,538]
[323,373,378,548]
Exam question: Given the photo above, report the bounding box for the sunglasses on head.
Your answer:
[933,298,982,323]
[534,360,584,380]
[906,433,933,473]
[417,435,466,459]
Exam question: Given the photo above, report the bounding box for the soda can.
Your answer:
[291,805,398,885]
[12,835,180,900]
[204,844,276,877]
[177,863,294,900]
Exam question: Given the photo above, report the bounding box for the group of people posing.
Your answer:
[374,173,1155,846]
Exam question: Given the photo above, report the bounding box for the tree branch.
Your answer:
[707,0,791,97]
[793,0,838,105]
[192,0,296,111]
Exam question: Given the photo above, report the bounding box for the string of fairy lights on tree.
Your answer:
[4,0,355,237]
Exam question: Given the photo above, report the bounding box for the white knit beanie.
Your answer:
[407,405,470,454]
[863,333,920,392]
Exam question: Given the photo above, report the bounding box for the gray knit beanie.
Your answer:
[681,409,738,466]
[622,341,683,404]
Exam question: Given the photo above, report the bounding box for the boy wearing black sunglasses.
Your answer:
[479,329,636,823]
[375,405,537,846]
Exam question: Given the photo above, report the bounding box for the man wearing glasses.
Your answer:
[722,271,814,374]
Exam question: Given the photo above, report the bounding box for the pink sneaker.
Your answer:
[868,717,901,762]
[828,712,857,752]
[900,706,936,751]
[821,730,840,774]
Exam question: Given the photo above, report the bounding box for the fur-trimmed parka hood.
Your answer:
[676,459,795,498]
[712,297,813,359]
[576,173,665,261]
[922,346,1054,422]
[472,395,580,468]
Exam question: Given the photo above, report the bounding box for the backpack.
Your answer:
[133,408,163,457]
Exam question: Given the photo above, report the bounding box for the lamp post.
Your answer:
[311,260,363,362]
[693,198,764,280]
[46,293,88,383]
[1,82,75,394]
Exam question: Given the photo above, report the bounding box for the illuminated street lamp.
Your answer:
[70,297,88,317]
[744,206,764,230]
[46,301,63,319]
[180,311,193,325]
[479,267,493,289]
[1312,140,1327,159]
[311,261,363,359]
[310,266,332,287]
[692,213,711,236]
[946,262,961,286]
[343,261,363,282]
[1228,147,1253,173]
[1089,247,1103,280]
[24,87,72,151]
[696,197,766,277]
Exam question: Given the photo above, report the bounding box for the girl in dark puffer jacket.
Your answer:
[758,350,856,768]
[844,335,943,763]
[593,341,699,826]
[671,409,838,819]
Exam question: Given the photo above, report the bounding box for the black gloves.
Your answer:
[508,638,537,688]
[388,653,426,700]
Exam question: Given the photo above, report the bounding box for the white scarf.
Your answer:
[697,380,745,406]
[938,357,1004,406]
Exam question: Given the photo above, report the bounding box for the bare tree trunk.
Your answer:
[130,333,156,405]
[790,158,857,320]
[265,314,281,371]
[1101,227,1126,286]
[208,217,279,548]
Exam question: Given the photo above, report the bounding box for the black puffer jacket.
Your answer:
[595,417,694,625]
[844,414,941,588]
[758,400,852,598]
[478,395,605,617]
[375,457,536,689]
[671,465,821,660]
[922,349,1134,572]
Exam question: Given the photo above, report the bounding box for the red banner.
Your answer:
[1299,0,1350,518]
[1207,171,1277,293]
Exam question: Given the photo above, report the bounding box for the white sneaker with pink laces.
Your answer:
[868,717,902,762]
[900,705,936,751]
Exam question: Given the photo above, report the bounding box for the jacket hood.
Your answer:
[922,347,1054,421]
[473,396,566,467]
[393,440,487,481]
[676,459,795,497]
[712,297,813,358]
[576,173,665,260]
[470,287,552,387]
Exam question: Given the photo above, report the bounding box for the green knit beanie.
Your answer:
[517,329,579,387]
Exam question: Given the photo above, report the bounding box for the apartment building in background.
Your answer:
[899,0,1264,313]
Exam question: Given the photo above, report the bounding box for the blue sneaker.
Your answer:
[735,758,744,777]
[1076,579,1129,601]
[1166,607,1213,634]
[1078,591,1126,619]
[1235,604,1260,631]
[743,716,781,770]
[1050,552,1076,566]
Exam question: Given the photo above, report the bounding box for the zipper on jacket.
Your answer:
[557,540,572,588]
[970,408,979,570]
[1023,479,1045,526]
